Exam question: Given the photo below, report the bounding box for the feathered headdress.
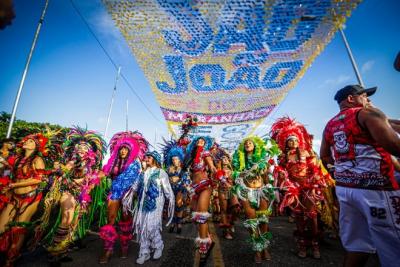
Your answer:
[232,136,267,172]
[43,126,66,165]
[213,145,230,163]
[178,114,198,147]
[19,133,49,156]
[185,136,214,155]
[63,126,106,168]
[270,117,312,152]
[103,131,148,175]
[181,114,198,135]
[17,127,66,168]
[161,139,184,168]
[183,136,214,170]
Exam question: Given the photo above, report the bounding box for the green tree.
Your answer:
[0,112,69,142]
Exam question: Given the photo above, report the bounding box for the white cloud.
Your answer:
[312,139,322,153]
[361,60,375,73]
[87,7,129,59]
[97,116,106,124]
[319,74,351,88]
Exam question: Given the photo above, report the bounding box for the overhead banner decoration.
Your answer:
[104,0,361,152]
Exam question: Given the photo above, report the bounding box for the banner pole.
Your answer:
[104,66,121,138]
[7,0,50,138]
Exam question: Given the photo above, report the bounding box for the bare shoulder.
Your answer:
[359,106,386,119]
[33,156,45,169]
[358,106,387,127]
[299,148,310,157]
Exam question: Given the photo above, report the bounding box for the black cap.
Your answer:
[334,84,377,103]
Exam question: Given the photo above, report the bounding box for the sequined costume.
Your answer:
[0,133,52,266]
[162,140,190,231]
[40,127,106,262]
[123,151,174,264]
[231,136,279,254]
[271,117,327,259]
[213,147,240,239]
[99,131,147,261]
[184,136,216,261]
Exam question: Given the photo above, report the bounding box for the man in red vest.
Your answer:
[320,84,400,267]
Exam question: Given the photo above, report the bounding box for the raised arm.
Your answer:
[389,119,400,134]
[205,155,217,174]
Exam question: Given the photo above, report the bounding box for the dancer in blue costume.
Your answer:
[162,140,190,234]
[99,131,148,263]
[123,151,174,265]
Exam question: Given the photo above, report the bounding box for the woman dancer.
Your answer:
[184,136,217,265]
[0,133,49,266]
[42,127,106,264]
[271,117,327,259]
[99,131,148,263]
[215,150,240,240]
[162,140,190,234]
[232,136,279,263]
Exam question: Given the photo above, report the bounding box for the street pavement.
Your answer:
[15,216,380,267]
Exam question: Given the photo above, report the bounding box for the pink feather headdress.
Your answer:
[103,131,148,175]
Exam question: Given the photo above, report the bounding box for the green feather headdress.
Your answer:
[232,136,281,173]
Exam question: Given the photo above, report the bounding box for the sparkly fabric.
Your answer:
[110,160,141,200]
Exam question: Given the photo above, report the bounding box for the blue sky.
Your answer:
[1,0,399,151]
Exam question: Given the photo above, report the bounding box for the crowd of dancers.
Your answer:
[2,84,400,267]
[0,113,339,267]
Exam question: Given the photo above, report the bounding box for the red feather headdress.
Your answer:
[270,117,312,152]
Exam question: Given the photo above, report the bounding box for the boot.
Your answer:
[5,227,27,267]
[262,249,272,261]
[99,225,118,264]
[47,226,71,256]
[312,240,321,259]
[254,251,262,264]
[118,220,132,259]
[297,238,307,258]
[197,236,214,267]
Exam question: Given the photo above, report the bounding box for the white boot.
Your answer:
[153,247,163,260]
[136,254,150,265]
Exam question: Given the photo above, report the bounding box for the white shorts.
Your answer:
[336,186,400,267]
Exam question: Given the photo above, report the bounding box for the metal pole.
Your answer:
[104,66,121,138]
[154,128,157,148]
[6,0,50,138]
[126,99,129,131]
[339,27,364,87]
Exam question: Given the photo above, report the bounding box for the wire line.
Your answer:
[69,0,164,126]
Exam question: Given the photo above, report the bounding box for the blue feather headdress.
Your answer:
[161,139,184,168]
[186,136,214,156]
